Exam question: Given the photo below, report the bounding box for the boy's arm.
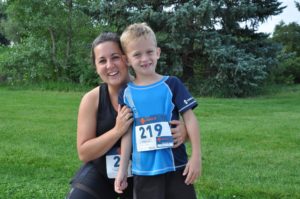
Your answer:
[114,127,132,193]
[181,109,202,185]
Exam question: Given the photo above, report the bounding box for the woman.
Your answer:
[66,32,187,199]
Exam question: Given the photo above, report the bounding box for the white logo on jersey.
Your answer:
[183,97,193,105]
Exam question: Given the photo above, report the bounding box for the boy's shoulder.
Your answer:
[165,75,184,86]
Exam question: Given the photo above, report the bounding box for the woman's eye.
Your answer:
[98,60,106,64]
[112,56,120,60]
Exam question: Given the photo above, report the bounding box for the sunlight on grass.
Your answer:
[0,86,299,198]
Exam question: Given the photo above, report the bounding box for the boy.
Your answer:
[115,23,201,199]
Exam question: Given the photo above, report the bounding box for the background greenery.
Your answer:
[0,85,299,198]
[0,0,300,97]
[1,1,300,198]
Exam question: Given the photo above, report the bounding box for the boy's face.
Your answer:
[125,36,160,77]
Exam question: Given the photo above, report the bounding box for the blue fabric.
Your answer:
[119,76,197,176]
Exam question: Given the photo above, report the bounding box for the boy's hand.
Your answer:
[114,171,128,194]
[182,155,201,185]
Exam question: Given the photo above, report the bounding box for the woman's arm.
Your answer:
[170,119,188,148]
[77,87,133,163]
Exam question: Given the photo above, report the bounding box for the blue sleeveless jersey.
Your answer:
[119,76,197,176]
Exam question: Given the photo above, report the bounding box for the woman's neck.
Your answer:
[107,84,122,111]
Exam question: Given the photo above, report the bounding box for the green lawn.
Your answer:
[0,85,299,198]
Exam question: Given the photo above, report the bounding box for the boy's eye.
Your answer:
[147,50,154,54]
[133,53,141,57]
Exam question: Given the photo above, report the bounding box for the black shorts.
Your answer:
[133,169,197,199]
[66,163,133,199]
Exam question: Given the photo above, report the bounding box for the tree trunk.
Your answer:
[181,53,194,82]
[66,0,72,65]
[49,28,59,80]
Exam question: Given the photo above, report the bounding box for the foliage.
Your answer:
[0,0,289,97]
[296,0,300,11]
[2,37,51,84]
[0,1,9,45]
[97,0,285,97]
[202,37,267,97]
[0,45,9,82]
[273,22,300,56]
[277,54,300,84]
[272,22,300,83]
[0,0,99,84]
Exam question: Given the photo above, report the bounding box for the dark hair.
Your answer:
[91,32,123,66]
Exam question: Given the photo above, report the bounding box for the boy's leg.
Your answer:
[133,175,165,199]
[166,169,197,199]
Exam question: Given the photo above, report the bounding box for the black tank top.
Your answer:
[92,83,120,176]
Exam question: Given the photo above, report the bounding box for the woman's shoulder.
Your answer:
[80,86,100,109]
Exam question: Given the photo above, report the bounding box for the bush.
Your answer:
[272,52,300,84]
[1,37,53,84]
[1,36,99,86]
[0,45,9,83]
[198,38,268,97]
[280,56,300,83]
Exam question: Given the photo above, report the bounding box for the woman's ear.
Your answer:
[122,55,130,66]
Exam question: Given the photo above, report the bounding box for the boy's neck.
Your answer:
[133,73,163,86]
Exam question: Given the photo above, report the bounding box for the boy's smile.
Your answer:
[126,37,161,77]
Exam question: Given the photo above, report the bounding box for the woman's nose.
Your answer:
[106,59,114,69]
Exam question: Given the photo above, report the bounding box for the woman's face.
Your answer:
[94,41,129,87]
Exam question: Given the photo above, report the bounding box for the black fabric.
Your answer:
[66,187,98,199]
[66,84,133,199]
[133,169,197,199]
[66,162,133,199]
[93,83,119,176]
[96,83,118,137]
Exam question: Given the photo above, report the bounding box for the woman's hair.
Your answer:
[91,32,123,66]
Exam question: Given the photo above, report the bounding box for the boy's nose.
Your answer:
[141,54,148,62]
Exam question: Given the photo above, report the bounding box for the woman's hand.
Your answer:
[115,105,133,137]
[170,120,187,148]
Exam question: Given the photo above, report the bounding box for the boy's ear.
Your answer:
[156,47,161,59]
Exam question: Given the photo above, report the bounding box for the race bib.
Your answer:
[135,114,173,152]
[106,147,132,179]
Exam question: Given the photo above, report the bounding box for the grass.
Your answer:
[0,85,299,198]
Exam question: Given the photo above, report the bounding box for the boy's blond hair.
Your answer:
[120,22,157,53]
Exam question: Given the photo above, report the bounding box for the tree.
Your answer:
[98,0,214,81]
[98,0,284,96]
[1,0,99,83]
[296,0,300,11]
[273,22,300,56]
[272,21,300,83]
[0,1,9,45]
[0,0,288,96]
